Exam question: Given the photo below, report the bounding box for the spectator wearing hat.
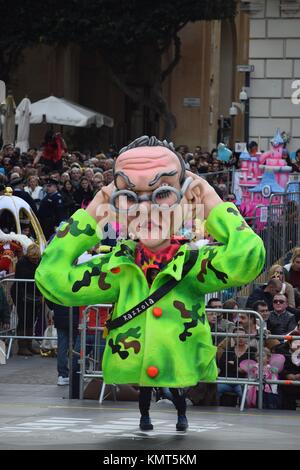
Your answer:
[38,178,67,240]
[10,176,37,214]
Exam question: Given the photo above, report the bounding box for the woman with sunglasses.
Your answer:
[268,264,295,308]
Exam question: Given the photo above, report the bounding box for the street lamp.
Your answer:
[229,101,245,117]
[239,87,248,102]
[229,87,250,143]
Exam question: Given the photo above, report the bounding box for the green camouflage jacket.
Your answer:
[35,203,265,387]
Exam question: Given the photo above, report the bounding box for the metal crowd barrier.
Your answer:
[208,308,265,411]
[246,193,300,269]
[78,304,112,402]
[205,287,239,305]
[0,277,57,358]
[4,283,299,411]
[78,306,268,411]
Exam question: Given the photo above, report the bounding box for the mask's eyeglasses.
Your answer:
[110,177,193,213]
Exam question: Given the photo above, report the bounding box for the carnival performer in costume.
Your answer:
[35,136,265,432]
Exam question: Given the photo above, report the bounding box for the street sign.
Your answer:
[183,97,200,108]
[235,142,247,153]
[237,65,255,73]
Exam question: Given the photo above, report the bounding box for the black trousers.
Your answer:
[139,387,186,416]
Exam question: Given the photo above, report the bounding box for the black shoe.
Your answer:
[176,415,188,432]
[139,415,153,431]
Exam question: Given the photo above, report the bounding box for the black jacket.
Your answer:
[73,188,94,209]
[267,310,297,335]
[218,346,257,378]
[38,192,67,239]
[0,285,10,324]
[61,190,76,218]
[12,256,42,304]
[13,188,37,214]
[46,300,79,331]
[246,286,274,310]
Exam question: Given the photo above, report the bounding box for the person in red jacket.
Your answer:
[35,130,67,171]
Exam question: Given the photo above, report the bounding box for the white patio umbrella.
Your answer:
[16,95,114,128]
[0,81,5,104]
[2,93,16,146]
[15,97,31,153]
[0,80,6,142]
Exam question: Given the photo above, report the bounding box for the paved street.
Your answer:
[0,355,300,450]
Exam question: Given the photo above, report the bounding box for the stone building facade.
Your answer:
[248,0,300,152]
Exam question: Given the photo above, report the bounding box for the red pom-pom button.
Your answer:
[147,366,159,378]
[152,307,163,318]
[111,267,121,274]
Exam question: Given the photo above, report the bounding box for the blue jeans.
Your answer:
[57,329,70,378]
[217,383,243,400]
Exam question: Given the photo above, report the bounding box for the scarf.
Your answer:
[135,239,181,284]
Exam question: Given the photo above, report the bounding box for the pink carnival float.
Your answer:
[239,129,292,220]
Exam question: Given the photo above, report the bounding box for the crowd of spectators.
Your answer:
[205,251,300,410]
[1,138,299,241]
[0,138,117,237]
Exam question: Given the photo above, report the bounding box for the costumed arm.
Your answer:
[185,172,265,294]
[35,208,118,306]
[195,202,265,294]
